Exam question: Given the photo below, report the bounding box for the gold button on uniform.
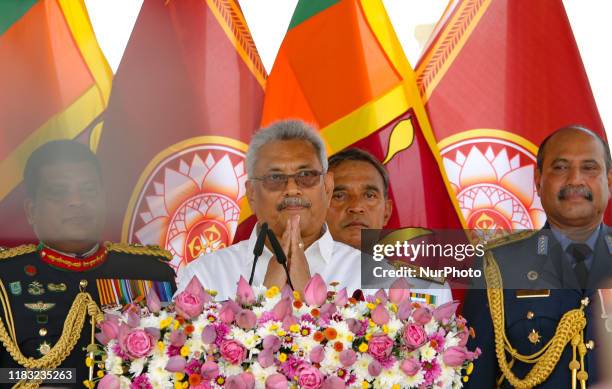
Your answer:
[586,340,595,350]
[526,311,535,320]
[39,328,47,336]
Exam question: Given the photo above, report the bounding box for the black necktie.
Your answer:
[567,243,591,288]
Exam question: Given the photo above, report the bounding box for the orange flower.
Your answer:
[348,297,357,305]
[469,327,476,338]
[324,328,337,341]
[184,324,195,335]
[311,308,320,317]
[189,374,202,386]
[293,301,303,309]
[430,339,438,349]
[176,316,186,325]
[412,302,421,308]
[333,341,344,352]
[313,331,325,342]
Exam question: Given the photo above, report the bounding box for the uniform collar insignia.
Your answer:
[536,234,549,255]
[39,244,108,272]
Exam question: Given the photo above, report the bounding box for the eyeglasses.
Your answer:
[251,170,323,191]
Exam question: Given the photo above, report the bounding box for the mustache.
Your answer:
[558,185,593,201]
[277,196,311,211]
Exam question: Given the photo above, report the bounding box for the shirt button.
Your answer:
[526,311,535,320]
[39,328,48,336]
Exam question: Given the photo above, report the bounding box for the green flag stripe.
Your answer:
[0,0,38,36]
[288,0,339,30]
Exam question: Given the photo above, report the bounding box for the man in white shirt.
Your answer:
[177,120,365,300]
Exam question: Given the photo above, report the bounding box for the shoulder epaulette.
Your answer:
[0,244,37,260]
[484,230,538,251]
[104,242,173,261]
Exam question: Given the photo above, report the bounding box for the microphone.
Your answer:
[267,228,294,290]
[249,222,268,285]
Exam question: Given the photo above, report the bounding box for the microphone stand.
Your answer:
[249,222,268,285]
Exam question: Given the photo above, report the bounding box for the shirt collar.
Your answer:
[550,224,601,252]
[41,242,100,259]
[246,223,334,263]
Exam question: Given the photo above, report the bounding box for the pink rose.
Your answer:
[367,334,394,361]
[266,374,288,389]
[304,274,327,306]
[297,364,324,389]
[220,339,247,365]
[400,358,420,376]
[121,328,155,359]
[443,346,468,367]
[403,324,427,349]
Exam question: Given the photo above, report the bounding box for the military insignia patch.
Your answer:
[24,264,37,276]
[27,281,45,296]
[24,301,55,312]
[9,281,22,295]
[47,283,67,292]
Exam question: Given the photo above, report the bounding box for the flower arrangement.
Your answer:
[94,274,479,389]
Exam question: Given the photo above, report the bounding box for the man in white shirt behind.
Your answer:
[177,120,365,300]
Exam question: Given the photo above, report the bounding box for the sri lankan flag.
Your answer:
[417,0,609,228]
[262,0,464,231]
[0,0,112,244]
[96,0,266,274]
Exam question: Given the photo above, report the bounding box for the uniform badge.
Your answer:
[9,281,22,295]
[47,283,67,292]
[24,264,37,276]
[536,235,548,255]
[527,271,539,281]
[27,281,45,296]
[528,329,542,344]
[37,341,51,356]
[24,301,55,312]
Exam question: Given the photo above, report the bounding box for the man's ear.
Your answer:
[246,179,256,211]
[24,198,35,226]
[383,199,393,226]
[534,167,542,198]
[607,168,612,196]
[323,171,334,204]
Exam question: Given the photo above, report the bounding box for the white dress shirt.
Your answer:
[176,225,453,304]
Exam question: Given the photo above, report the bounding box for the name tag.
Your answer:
[516,289,550,299]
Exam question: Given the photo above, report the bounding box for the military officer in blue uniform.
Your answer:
[464,125,612,388]
[0,141,176,388]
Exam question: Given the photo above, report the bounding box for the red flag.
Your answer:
[417,0,609,228]
[96,0,266,274]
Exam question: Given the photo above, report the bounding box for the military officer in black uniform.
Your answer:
[464,125,612,388]
[0,140,176,388]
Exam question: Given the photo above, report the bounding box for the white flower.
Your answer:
[436,363,459,388]
[424,318,440,335]
[185,337,204,358]
[261,293,282,311]
[129,357,145,376]
[403,369,426,388]
[251,362,278,387]
[220,360,244,377]
[328,321,353,347]
[256,321,283,338]
[353,353,375,382]
[386,318,403,339]
[419,344,437,362]
[320,347,342,375]
[444,332,460,349]
[147,354,171,387]
[119,376,131,389]
[373,361,403,389]
[294,334,319,355]
[339,306,362,320]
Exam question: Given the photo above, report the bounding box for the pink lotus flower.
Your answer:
[98,374,120,389]
[412,307,433,325]
[297,364,324,389]
[119,327,155,359]
[126,309,140,328]
[201,325,217,344]
[388,278,411,305]
[433,300,460,323]
[368,334,394,361]
[281,284,294,300]
[282,315,298,330]
[397,301,412,320]
[457,327,469,346]
[236,276,256,305]
[334,288,348,306]
[443,346,468,367]
[258,349,275,368]
[403,324,427,349]
[303,274,327,306]
[165,356,186,373]
[266,374,288,389]
[400,358,420,376]
[309,345,325,363]
[374,289,388,304]
[370,304,390,325]
[175,276,209,319]
[272,297,292,320]
[169,330,186,347]
[220,339,247,365]
[263,335,281,351]
[146,289,162,313]
[320,303,337,319]
[200,361,219,380]
[322,377,346,389]
[339,349,356,367]
[226,373,255,389]
[368,360,382,377]
[236,309,257,330]
[220,300,240,324]
[98,314,120,342]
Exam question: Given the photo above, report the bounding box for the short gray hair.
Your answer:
[246,119,328,178]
